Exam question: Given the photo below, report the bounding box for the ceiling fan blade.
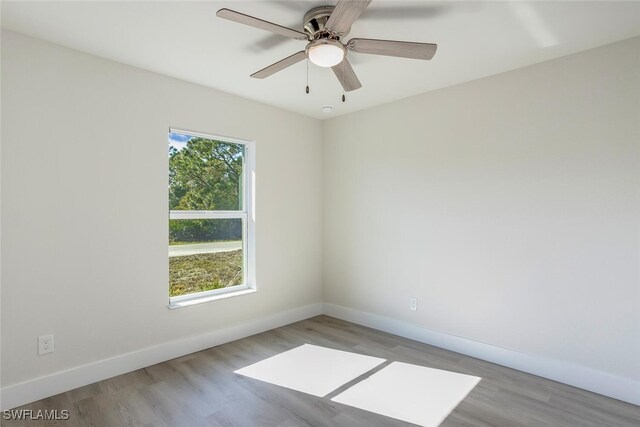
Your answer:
[325,0,372,36]
[251,51,307,79]
[347,38,437,60]
[217,8,308,41]
[332,58,362,92]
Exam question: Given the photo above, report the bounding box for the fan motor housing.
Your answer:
[303,6,350,39]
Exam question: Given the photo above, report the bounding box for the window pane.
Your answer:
[169,218,244,297]
[169,132,244,211]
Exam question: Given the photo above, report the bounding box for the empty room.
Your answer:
[1,1,639,426]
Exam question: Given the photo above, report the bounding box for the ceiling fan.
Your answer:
[216,0,437,93]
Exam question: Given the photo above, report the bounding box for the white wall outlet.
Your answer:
[38,334,54,355]
[409,297,418,311]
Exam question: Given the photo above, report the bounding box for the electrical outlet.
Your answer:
[38,334,54,355]
[409,298,418,311]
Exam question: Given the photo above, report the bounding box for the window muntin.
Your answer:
[168,129,253,306]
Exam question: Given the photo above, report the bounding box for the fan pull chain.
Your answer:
[305,58,310,94]
[341,60,346,102]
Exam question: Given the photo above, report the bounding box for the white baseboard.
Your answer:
[323,303,640,406]
[3,302,638,410]
[0,303,323,410]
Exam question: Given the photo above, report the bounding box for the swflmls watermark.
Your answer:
[3,409,70,421]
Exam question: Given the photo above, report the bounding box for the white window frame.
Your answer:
[168,127,256,309]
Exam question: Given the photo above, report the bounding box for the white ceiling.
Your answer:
[2,1,639,120]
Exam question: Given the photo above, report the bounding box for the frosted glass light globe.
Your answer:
[307,41,345,67]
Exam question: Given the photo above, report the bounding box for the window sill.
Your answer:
[168,287,256,309]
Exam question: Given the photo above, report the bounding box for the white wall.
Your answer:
[1,31,323,388]
[2,28,639,408]
[0,24,4,411]
[323,36,640,384]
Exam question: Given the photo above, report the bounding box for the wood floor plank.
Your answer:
[4,315,639,426]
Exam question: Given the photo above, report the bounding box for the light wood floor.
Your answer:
[4,315,640,426]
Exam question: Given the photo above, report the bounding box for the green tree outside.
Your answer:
[169,137,244,243]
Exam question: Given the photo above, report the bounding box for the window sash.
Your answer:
[169,210,247,220]
[169,126,248,213]
[169,214,249,290]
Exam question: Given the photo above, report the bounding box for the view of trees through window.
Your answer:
[169,132,245,297]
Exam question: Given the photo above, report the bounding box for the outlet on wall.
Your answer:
[409,297,418,311]
[38,334,54,355]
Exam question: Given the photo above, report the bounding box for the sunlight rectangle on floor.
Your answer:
[332,361,481,427]
[234,344,386,397]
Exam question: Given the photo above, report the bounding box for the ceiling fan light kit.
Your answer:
[216,0,437,93]
[307,39,346,68]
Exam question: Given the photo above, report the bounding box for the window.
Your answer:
[168,128,255,308]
